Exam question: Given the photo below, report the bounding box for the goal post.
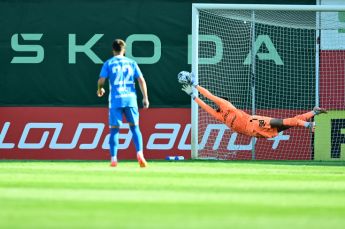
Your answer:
[191,4,345,160]
[191,5,199,159]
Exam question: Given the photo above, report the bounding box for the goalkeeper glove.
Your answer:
[177,71,196,86]
[181,84,195,98]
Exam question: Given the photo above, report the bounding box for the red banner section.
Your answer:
[0,107,191,160]
[320,50,345,110]
[0,107,312,160]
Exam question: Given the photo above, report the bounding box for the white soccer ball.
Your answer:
[177,71,192,84]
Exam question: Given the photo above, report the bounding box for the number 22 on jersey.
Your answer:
[112,64,134,92]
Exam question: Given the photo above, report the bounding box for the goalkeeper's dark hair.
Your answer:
[112,39,126,52]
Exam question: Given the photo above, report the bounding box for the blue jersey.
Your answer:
[100,56,142,108]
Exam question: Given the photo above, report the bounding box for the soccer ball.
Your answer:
[177,71,193,85]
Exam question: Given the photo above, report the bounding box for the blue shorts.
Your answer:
[109,107,139,127]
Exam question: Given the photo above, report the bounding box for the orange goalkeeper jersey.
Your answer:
[194,86,279,138]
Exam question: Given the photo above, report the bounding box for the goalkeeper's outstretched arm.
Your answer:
[194,96,222,122]
[195,85,237,112]
[177,71,236,111]
[181,84,222,122]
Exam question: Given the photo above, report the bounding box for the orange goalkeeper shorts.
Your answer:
[247,115,279,138]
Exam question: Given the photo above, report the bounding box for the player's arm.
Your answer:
[195,85,231,109]
[137,76,149,109]
[194,97,222,122]
[97,77,106,97]
[97,61,109,97]
[181,85,222,122]
[177,71,231,110]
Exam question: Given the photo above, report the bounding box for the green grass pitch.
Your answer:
[0,160,345,229]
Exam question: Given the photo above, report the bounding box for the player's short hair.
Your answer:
[112,39,126,52]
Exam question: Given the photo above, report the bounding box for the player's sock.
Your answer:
[283,118,308,127]
[304,122,310,128]
[304,122,315,132]
[130,125,143,152]
[109,127,119,160]
[287,120,315,132]
[130,125,148,167]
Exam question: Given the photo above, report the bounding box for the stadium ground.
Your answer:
[0,160,344,229]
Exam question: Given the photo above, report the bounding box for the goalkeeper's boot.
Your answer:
[313,106,327,115]
[137,153,148,168]
[110,161,118,167]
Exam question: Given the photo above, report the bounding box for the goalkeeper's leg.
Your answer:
[271,107,327,132]
[294,107,327,121]
[270,118,310,132]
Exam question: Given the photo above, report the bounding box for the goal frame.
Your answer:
[191,3,345,159]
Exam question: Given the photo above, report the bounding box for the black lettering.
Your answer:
[259,120,265,127]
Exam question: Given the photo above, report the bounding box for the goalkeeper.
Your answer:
[178,71,327,138]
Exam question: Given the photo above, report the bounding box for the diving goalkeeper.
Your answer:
[178,71,327,138]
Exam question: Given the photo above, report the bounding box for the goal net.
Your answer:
[191,4,345,160]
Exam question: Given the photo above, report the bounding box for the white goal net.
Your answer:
[191,4,345,160]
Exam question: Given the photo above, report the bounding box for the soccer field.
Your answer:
[0,161,345,229]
